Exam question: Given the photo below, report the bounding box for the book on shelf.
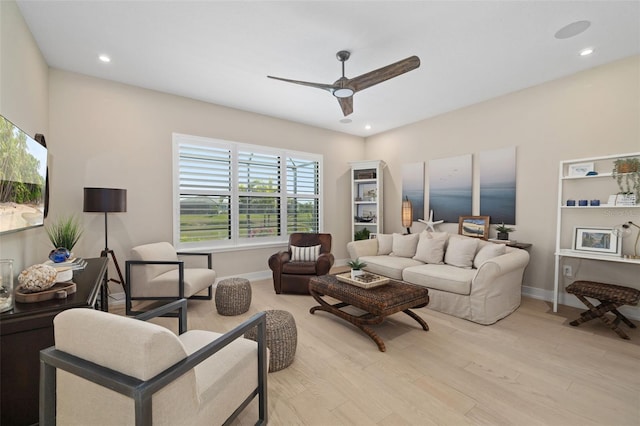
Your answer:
[43,257,87,271]
[488,238,516,244]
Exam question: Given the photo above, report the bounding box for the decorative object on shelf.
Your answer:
[354,214,374,223]
[615,193,637,206]
[612,157,640,200]
[0,259,14,313]
[586,171,598,176]
[347,258,367,280]
[401,196,413,234]
[354,227,371,241]
[589,199,600,206]
[458,216,490,240]
[573,227,621,256]
[45,215,83,253]
[613,221,640,259]
[494,222,515,240]
[17,264,57,293]
[566,199,576,206]
[578,199,588,206]
[48,247,71,263]
[83,187,128,294]
[418,209,444,232]
[568,162,595,177]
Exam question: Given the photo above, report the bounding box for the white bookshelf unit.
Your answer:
[350,160,385,241]
[553,152,640,312]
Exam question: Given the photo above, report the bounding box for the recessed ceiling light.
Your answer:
[339,118,352,124]
[98,54,111,63]
[580,47,594,56]
[554,20,591,39]
[365,124,372,130]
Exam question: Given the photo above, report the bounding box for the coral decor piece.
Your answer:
[17,264,57,293]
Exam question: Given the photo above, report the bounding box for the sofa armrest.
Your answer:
[346,239,378,259]
[471,249,530,293]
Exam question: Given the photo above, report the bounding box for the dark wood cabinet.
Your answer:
[0,257,107,426]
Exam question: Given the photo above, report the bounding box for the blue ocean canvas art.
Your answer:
[428,155,472,224]
[479,146,516,224]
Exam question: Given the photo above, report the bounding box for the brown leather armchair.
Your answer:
[269,233,334,294]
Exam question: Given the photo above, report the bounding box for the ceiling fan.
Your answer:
[267,50,420,116]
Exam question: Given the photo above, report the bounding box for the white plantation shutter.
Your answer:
[173,134,322,248]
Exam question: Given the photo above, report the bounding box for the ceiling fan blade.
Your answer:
[348,56,420,93]
[267,75,337,92]
[337,96,353,116]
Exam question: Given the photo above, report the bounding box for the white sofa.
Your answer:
[347,231,530,325]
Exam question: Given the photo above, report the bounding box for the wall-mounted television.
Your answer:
[0,115,48,235]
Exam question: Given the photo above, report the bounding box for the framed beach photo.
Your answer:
[458,216,490,240]
[567,162,594,177]
[573,227,620,255]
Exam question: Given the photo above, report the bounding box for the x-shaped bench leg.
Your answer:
[569,295,635,340]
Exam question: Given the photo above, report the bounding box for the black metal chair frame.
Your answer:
[40,299,268,426]
[125,251,214,316]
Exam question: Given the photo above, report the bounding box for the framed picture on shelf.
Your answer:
[567,162,594,177]
[573,227,620,255]
[458,216,490,240]
[369,233,377,239]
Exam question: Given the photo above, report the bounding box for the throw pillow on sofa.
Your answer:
[391,233,419,258]
[413,231,448,264]
[376,234,393,255]
[444,236,479,269]
[473,243,506,268]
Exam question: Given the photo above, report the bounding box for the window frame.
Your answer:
[172,133,323,251]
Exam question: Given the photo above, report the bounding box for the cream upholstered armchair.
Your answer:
[39,299,268,425]
[125,242,215,315]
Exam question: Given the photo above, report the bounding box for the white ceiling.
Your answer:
[16,1,640,137]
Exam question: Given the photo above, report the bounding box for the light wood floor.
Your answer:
[118,277,640,426]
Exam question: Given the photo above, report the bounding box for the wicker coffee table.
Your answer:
[309,274,430,352]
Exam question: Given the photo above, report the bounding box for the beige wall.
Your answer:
[0,0,50,272]
[47,70,363,279]
[366,55,640,304]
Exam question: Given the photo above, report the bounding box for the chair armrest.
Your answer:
[125,260,186,298]
[177,252,213,269]
[268,251,290,270]
[40,311,268,426]
[316,253,335,275]
[134,298,188,334]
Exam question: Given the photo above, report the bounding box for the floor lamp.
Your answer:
[83,187,127,298]
[402,196,413,234]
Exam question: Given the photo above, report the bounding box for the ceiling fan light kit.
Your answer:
[267,50,420,116]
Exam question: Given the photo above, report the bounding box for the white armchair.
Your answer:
[39,299,268,425]
[125,242,216,316]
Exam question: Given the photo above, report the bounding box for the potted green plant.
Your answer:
[495,222,515,240]
[354,227,371,241]
[348,258,367,279]
[612,157,640,202]
[45,215,83,259]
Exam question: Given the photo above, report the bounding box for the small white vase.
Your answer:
[351,269,364,280]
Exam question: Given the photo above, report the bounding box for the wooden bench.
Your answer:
[566,280,640,339]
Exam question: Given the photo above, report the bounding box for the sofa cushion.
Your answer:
[391,233,419,258]
[444,236,479,269]
[360,255,424,280]
[473,243,506,268]
[376,234,393,255]
[413,231,448,264]
[403,264,475,295]
[291,244,320,262]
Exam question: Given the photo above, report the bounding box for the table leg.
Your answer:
[403,309,429,331]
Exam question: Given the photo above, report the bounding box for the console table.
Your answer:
[0,257,107,426]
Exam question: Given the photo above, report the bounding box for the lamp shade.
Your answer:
[401,196,413,229]
[83,188,127,213]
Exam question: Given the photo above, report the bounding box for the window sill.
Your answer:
[178,241,288,254]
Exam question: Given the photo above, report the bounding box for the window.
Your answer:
[173,133,322,249]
